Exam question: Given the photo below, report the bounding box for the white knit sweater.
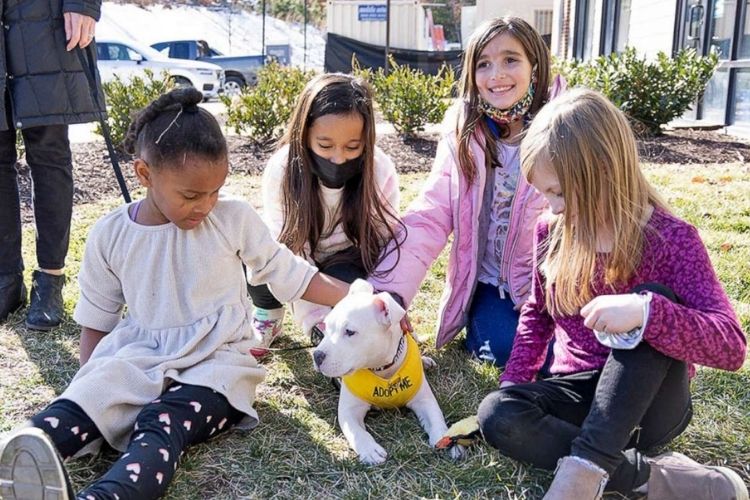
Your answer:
[63,197,317,451]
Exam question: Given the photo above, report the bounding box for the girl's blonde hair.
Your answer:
[457,16,551,185]
[277,73,403,275]
[520,88,667,316]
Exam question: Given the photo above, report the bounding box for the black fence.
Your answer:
[325,32,463,76]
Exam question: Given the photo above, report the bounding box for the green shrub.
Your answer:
[554,47,718,135]
[221,61,315,144]
[355,56,456,137]
[97,69,174,150]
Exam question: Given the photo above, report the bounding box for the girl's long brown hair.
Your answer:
[276,73,404,275]
[457,16,551,186]
[521,89,668,316]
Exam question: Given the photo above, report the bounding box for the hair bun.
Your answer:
[171,87,203,107]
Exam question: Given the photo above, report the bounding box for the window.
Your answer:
[739,0,750,59]
[534,10,553,36]
[96,43,110,61]
[600,0,631,55]
[171,42,191,59]
[702,68,729,122]
[733,70,750,125]
[107,44,142,61]
[615,0,632,52]
[574,0,596,59]
[709,0,737,59]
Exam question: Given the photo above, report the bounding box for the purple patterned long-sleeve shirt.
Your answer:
[501,208,747,384]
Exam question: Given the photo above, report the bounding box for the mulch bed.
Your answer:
[14,129,749,223]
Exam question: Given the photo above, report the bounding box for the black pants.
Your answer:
[31,384,245,500]
[0,117,73,274]
[248,248,367,309]
[477,284,692,496]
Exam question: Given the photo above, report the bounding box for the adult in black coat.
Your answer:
[0,0,104,328]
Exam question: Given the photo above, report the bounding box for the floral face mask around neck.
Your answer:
[478,65,538,126]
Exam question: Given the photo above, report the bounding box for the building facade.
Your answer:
[462,0,555,46]
[552,0,750,136]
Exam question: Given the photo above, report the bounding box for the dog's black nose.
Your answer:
[313,350,326,367]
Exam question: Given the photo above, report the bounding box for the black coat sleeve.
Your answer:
[62,0,101,21]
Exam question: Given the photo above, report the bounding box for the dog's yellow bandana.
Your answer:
[342,333,424,408]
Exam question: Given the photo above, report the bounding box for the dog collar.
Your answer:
[342,333,424,409]
[372,333,407,373]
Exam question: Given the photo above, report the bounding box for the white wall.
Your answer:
[461,0,555,43]
[461,5,477,46]
[474,0,555,33]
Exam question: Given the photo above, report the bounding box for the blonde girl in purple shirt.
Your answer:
[477,89,747,500]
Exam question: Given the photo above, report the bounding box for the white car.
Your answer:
[96,38,225,99]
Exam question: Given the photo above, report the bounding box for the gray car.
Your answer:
[151,40,265,96]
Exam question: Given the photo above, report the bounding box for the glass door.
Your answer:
[680,0,709,119]
[679,0,739,124]
[682,0,709,52]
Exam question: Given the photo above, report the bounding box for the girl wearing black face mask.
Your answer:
[246,74,405,353]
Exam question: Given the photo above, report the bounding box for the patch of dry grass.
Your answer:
[1,165,748,499]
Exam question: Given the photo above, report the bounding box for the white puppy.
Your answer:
[313,279,461,465]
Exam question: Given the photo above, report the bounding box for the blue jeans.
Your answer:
[465,282,519,366]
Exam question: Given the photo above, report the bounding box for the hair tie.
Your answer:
[155,107,184,145]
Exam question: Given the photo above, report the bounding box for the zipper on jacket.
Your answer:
[501,182,530,304]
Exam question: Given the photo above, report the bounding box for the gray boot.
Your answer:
[543,456,608,500]
[646,452,748,500]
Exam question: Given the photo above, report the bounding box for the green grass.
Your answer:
[1,164,749,499]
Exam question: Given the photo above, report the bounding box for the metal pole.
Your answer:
[385,0,391,75]
[304,0,308,70]
[262,0,266,56]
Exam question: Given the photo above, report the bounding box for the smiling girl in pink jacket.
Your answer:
[371,17,564,366]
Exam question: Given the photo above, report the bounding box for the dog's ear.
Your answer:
[372,292,406,327]
[348,278,374,296]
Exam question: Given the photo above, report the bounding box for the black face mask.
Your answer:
[309,150,364,189]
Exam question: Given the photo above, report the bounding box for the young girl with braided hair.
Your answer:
[0,87,349,500]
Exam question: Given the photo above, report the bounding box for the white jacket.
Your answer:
[260,144,400,334]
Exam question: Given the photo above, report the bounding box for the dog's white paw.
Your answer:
[448,444,466,460]
[358,442,388,465]
[421,356,437,370]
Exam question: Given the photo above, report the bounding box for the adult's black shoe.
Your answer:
[0,272,27,322]
[25,271,66,331]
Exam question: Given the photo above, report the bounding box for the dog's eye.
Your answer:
[344,329,357,337]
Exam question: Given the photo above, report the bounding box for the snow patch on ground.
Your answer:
[97,2,326,69]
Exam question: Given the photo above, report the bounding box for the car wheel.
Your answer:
[171,76,193,88]
[223,76,244,97]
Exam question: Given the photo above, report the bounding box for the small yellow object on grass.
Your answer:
[435,415,481,449]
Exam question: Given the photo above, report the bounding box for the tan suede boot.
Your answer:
[646,452,748,500]
[543,456,608,500]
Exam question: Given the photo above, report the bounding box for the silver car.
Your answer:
[96,38,225,99]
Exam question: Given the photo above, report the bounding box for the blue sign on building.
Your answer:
[358,4,387,22]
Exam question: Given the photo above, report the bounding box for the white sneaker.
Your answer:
[251,306,285,348]
[0,427,72,500]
